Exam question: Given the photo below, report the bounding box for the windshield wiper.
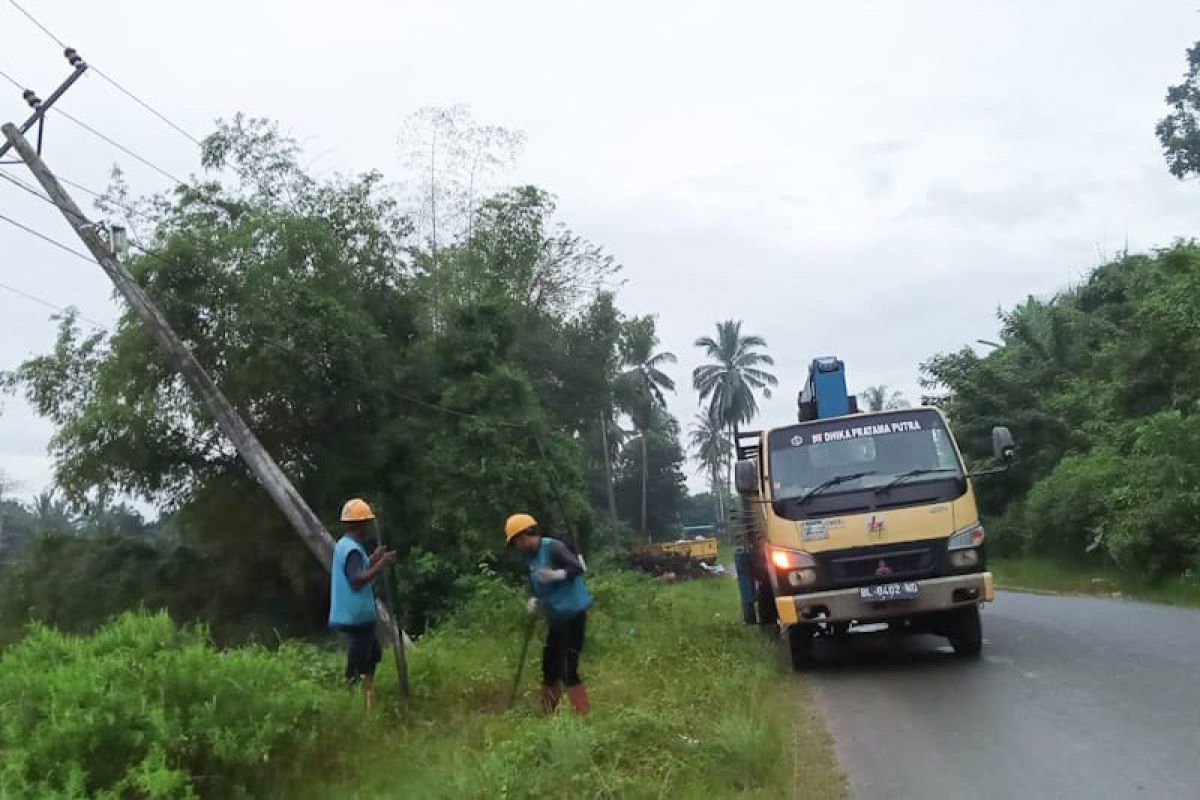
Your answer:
[796,471,876,505]
[875,468,959,494]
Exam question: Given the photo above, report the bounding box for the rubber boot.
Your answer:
[566,682,590,715]
[540,684,562,715]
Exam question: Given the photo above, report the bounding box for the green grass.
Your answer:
[991,557,1200,607]
[307,572,845,800]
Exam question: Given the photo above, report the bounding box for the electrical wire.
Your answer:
[0,278,108,329]
[53,108,185,185]
[0,65,25,91]
[0,210,94,262]
[6,0,202,147]
[0,63,186,183]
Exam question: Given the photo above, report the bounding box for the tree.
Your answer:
[688,409,731,528]
[859,385,910,412]
[30,491,74,536]
[0,470,17,564]
[613,407,687,540]
[1157,42,1200,179]
[2,116,610,635]
[692,320,778,436]
[691,320,777,497]
[920,243,1200,577]
[397,104,526,252]
[615,316,677,540]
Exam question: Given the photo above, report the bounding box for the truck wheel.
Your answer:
[947,605,982,658]
[787,623,815,670]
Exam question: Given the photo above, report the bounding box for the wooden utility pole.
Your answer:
[2,122,409,702]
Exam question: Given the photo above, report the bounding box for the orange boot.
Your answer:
[566,683,590,715]
[540,684,562,714]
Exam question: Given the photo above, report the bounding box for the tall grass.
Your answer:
[0,573,844,798]
[323,572,844,799]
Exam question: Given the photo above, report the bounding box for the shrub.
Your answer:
[0,611,358,798]
[1020,449,1124,559]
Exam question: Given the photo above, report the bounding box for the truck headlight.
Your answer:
[770,545,815,571]
[787,568,818,588]
[948,523,985,550]
[949,549,980,568]
[770,546,816,589]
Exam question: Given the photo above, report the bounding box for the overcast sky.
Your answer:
[3,0,1200,505]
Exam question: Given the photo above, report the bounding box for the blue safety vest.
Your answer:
[530,537,592,620]
[329,535,377,627]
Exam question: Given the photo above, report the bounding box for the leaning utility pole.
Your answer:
[2,118,409,702]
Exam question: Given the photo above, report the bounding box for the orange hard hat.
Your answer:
[341,497,376,523]
[504,513,538,544]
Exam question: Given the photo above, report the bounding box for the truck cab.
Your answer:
[733,358,1015,668]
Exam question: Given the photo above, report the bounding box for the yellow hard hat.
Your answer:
[504,513,538,544]
[341,497,376,522]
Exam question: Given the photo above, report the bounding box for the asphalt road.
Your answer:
[805,590,1200,800]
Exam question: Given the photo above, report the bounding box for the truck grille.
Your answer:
[823,545,938,586]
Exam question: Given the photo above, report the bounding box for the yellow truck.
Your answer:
[732,357,1016,668]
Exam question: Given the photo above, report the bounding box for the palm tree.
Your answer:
[693,321,778,437]
[860,385,910,412]
[31,490,74,534]
[596,407,627,523]
[692,320,777,496]
[616,317,676,541]
[689,409,732,529]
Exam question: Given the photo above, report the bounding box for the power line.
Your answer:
[0,279,108,329]
[6,0,201,147]
[6,0,66,48]
[53,108,185,185]
[0,63,184,182]
[0,210,94,262]
[0,65,25,91]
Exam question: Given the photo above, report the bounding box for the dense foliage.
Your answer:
[0,612,358,798]
[921,243,1200,579]
[0,115,698,639]
[0,575,841,799]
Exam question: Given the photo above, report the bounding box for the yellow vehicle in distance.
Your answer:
[638,536,719,562]
[732,357,1016,668]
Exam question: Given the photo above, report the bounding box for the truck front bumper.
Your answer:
[775,572,994,625]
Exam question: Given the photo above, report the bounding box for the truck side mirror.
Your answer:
[992,426,1017,462]
[734,459,759,494]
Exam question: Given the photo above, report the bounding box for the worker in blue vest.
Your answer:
[505,513,592,715]
[329,497,395,710]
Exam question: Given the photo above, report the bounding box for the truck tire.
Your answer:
[787,623,815,670]
[947,605,982,658]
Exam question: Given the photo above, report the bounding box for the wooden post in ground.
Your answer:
[2,122,409,702]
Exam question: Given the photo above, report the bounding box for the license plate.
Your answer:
[859,581,920,602]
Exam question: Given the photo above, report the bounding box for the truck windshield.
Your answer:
[767,409,963,503]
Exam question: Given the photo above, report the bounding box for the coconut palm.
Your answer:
[31,490,74,534]
[689,409,732,528]
[616,317,677,540]
[860,385,910,412]
[692,320,778,438]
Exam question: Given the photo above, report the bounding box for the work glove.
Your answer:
[536,568,568,584]
[525,597,539,616]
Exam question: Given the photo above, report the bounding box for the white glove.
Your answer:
[525,597,539,616]
[536,568,568,583]
[578,554,587,573]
